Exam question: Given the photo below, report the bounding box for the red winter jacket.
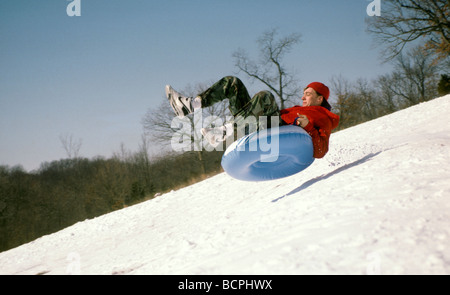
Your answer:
[280,106,340,158]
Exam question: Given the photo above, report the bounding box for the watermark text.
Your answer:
[366,0,381,17]
[66,0,81,17]
[170,112,281,162]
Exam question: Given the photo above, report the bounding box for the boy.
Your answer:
[166,76,339,158]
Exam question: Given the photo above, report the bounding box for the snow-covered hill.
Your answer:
[1,96,450,275]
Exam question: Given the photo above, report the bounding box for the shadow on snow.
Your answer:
[272,151,382,203]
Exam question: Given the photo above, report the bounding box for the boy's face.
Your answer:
[302,87,324,107]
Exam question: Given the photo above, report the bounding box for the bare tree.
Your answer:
[367,0,450,62]
[142,82,229,149]
[331,46,439,130]
[380,47,440,105]
[331,75,399,130]
[375,74,402,113]
[142,83,229,175]
[331,75,369,130]
[142,99,178,148]
[354,78,380,120]
[233,28,302,109]
[59,133,82,159]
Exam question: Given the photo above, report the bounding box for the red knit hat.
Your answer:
[307,82,331,111]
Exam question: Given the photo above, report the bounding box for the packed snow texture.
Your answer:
[1,95,450,275]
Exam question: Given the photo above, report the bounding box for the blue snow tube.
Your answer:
[221,125,315,181]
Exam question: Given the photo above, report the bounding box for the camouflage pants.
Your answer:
[197,76,281,130]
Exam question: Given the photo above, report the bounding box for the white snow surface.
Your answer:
[1,95,450,275]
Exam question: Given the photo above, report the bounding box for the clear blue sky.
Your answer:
[0,0,392,171]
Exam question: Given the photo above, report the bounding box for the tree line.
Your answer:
[0,149,223,252]
[331,47,448,131]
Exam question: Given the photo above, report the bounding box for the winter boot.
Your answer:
[165,85,201,118]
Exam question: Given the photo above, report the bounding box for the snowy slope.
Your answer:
[1,95,450,275]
